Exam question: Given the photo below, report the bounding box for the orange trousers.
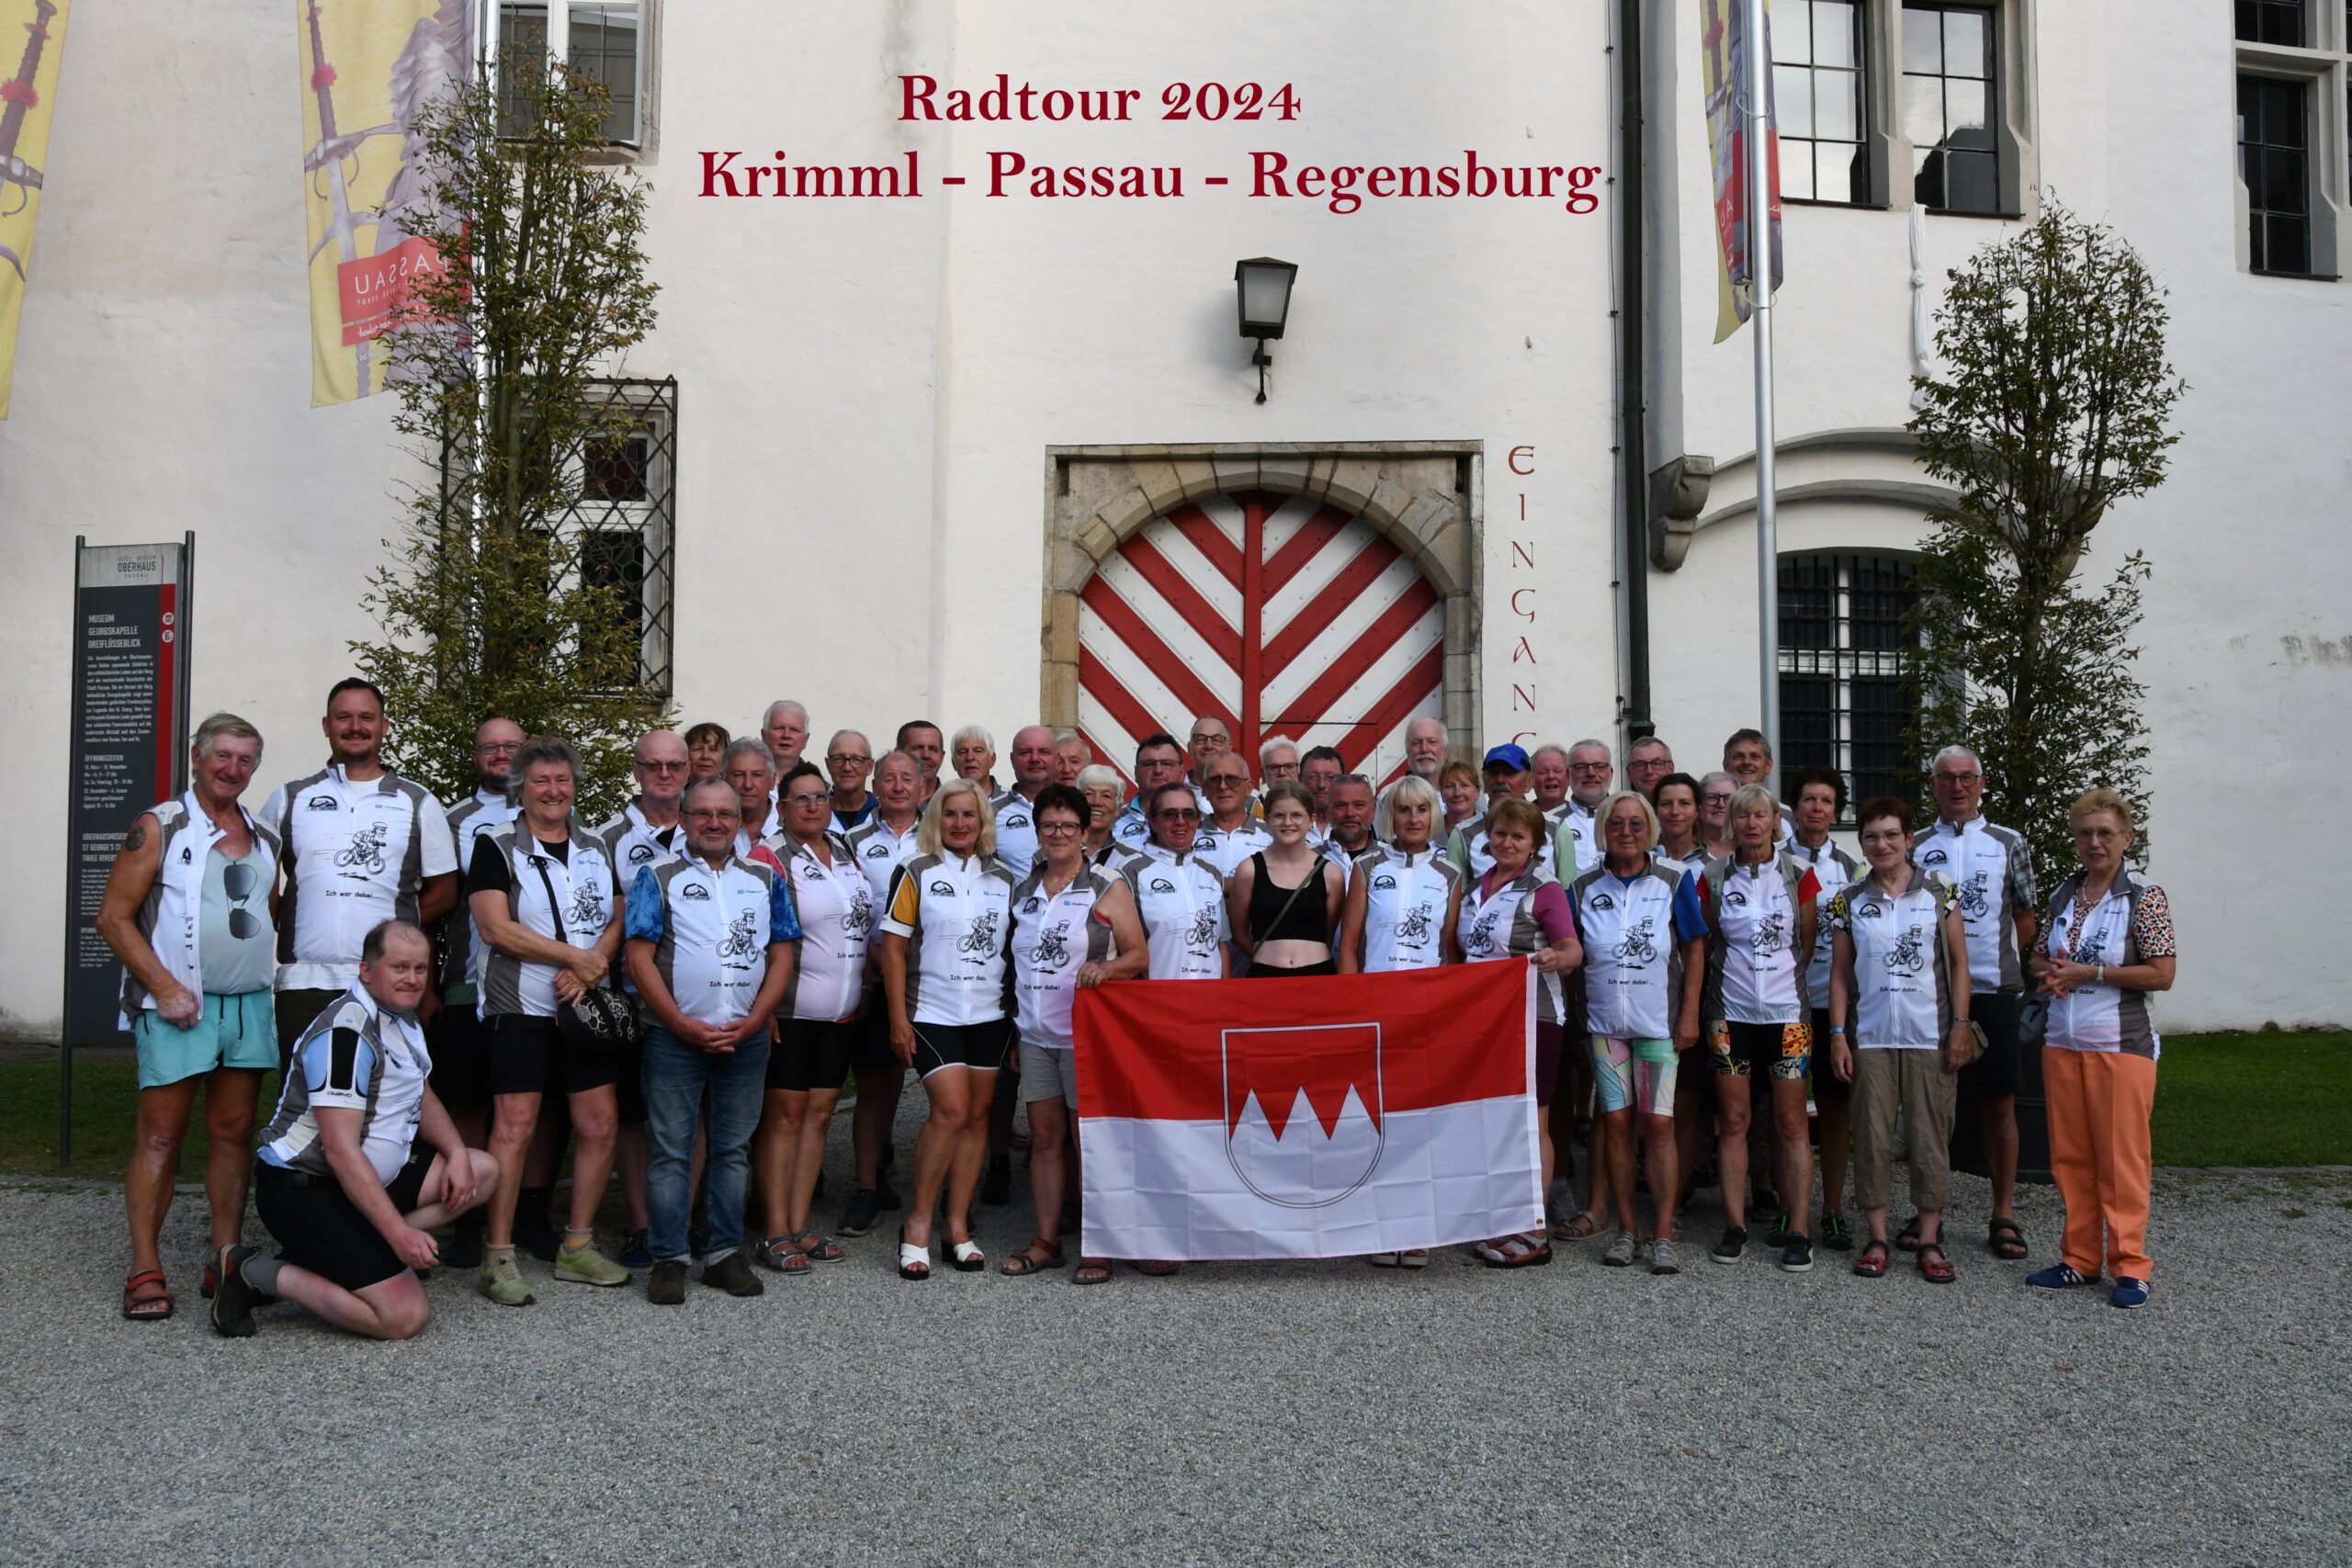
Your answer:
[2041,1046,2156,1280]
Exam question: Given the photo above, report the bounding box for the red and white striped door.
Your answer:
[1078,491,1444,784]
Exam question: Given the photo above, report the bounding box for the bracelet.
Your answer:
[1828,1026,1847,1036]
[2096,964,2105,985]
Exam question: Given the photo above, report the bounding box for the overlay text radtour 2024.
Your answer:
[695,72,1602,215]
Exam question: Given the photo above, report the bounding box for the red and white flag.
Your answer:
[1071,964,1540,1260]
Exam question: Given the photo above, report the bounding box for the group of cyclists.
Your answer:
[100,682,2177,1340]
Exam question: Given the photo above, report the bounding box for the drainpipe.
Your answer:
[1617,0,1654,743]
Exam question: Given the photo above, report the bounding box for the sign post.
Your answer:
[60,535,194,1167]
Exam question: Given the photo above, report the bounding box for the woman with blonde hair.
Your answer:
[875,776,1017,1279]
[2026,789,2176,1310]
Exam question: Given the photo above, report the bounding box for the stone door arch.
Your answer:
[1043,446,1482,781]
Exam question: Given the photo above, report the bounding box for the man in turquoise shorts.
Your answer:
[97,713,283,1323]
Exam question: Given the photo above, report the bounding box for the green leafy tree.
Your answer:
[353,59,663,820]
[1903,200,2184,874]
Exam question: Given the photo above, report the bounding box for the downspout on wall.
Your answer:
[1617,0,1654,744]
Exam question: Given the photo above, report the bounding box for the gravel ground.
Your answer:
[3,1094,2347,1568]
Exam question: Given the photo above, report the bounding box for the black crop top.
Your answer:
[1247,852,1330,945]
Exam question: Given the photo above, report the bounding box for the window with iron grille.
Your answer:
[560,378,677,696]
[1776,1,1871,205]
[497,1,647,146]
[1778,552,1917,815]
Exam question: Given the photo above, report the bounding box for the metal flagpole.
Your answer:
[1745,0,1781,801]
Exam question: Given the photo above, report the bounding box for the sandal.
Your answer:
[1988,1217,2029,1260]
[948,1237,987,1273]
[1000,1239,1067,1276]
[1554,1209,1604,1242]
[1852,1239,1892,1278]
[757,1235,813,1275]
[1917,1241,1957,1284]
[1073,1257,1114,1285]
[788,1230,845,1264]
[896,1227,930,1281]
[122,1268,175,1322]
[1479,1230,1553,1269]
[1896,1213,1925,1252]
[1131,1258,1181,1277]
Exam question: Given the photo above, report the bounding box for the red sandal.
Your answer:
[1851,1240,1892,1278]
[122,1269,175,1321]
[1917,1242,1957,1284]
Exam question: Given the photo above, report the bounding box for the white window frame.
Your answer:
[2233,2,2350,279]
[492,0,651,152]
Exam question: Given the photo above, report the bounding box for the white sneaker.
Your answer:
[1601,1230,1639,1268]
[1649,1237,1681,1275]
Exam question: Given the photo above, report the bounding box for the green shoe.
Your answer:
[555,1241,631,1288]
[479,1252,536,1306]
[1819,1211,1855,1252]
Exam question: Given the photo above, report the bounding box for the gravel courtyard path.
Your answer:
[3,1111,2346,1567]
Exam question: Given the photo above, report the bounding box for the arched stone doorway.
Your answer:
[1042,446,1482,782]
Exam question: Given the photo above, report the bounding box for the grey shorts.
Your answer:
[1017,1042,1081,1106]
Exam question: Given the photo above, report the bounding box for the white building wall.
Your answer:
[1648,1,2351,1028]
[0,1,2341,1035]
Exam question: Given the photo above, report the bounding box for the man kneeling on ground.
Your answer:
[212,920,497,1340]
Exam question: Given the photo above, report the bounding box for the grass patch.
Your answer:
[3,1035,2344,1178]
[2150,1032,2352,1168]
[0,1055,276,1180]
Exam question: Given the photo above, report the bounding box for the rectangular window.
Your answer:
[2240,74,2312,274]
[2236,0,2308,46]
[1902,2,2001,213]
[1777,553,1918,820]
[496,0,645,146]
[1776,0,1871,204]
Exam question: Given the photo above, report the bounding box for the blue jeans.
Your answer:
[640,1024,769,1264]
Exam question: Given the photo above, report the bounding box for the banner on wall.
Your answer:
[297,0,472,406]
[1702,0,1784,344]
[0,0,72,422]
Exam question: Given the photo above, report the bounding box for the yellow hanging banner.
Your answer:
[297,0,473,407]
[0,0,72,423]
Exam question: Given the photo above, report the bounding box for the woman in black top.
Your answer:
[1226,780,1342,976]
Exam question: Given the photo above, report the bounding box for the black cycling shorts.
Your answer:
[1960,990,2025,1099]
[910,1020,1012,1079]
[767,1016,857,1093]
[425,1005,489,1110]
[254,1156,430,1293]
[483,1014,616,1097]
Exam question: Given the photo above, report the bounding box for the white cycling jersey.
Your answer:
[264,765,458,991]
[1121,849,1227,980]
[879,852,1017,1026]
[1353,845,1460,972]
[1010,863,1122,1049]
[773,832,873,1021]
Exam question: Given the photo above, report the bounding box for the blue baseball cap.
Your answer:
[1482,744,1530,772]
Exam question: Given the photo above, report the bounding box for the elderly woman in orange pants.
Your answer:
[2025,789,2176,1310]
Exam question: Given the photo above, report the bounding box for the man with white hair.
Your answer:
[1051,730,1090,785]
[1258,738,1301,787]
[1913,742,2040,1264]
[760,701,810,819]
[1377,716,1452,815]
[761,701,809,773]
[951,725,1000,792]
[1555,739,1613,876]
[822,729,876,831]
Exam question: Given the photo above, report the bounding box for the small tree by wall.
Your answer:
[352,60,663,819]
[1903,200,2185,874]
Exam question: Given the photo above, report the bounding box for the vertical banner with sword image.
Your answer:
[0,0,70,422]
[297,0,472,407]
